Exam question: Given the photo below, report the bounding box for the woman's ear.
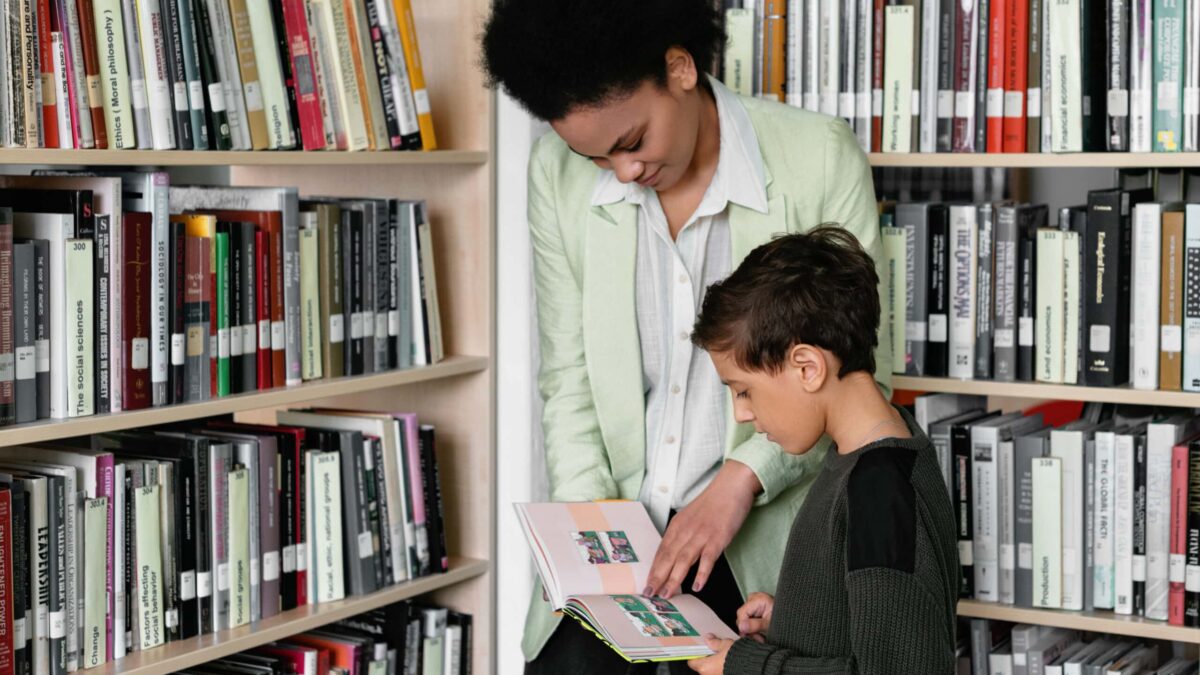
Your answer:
[788,344,827,393]
[665,46,698,92]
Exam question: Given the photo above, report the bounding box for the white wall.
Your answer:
[494,92,549,675]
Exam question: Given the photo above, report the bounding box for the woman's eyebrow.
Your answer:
[567,127,637,160]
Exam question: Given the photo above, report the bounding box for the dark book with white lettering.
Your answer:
[12,242,33,424]
[975,202,995,380]
[895,203,932,376]
[1084,188,1151,386]
[993,206,1019,381]
[1016,205,1047,382]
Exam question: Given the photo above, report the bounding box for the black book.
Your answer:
[1084,188,1151,386]
[1065,206,1090,384]
[361,437,385,589]
[95,216,111,414]
[169,220,187,404]
[952,411,1001,597]
[267,0,302,149]
[277,431,298,610]
[219,653,289,675]
[239,222,257,393]
[926,205,950,377]
[370,436,393,586]
[159,0,193,150]
[974,0,989,151]
[12,242,33,424]
[1134,433,1148,615]
[1107,0,1130,150]
[1081,0,1108,151]
[448,610,474,675]
[361,0,404,150]
[341,209,366,375]
[190,0,233,150]
[1187,440,1200,626]
[122,468,133,648]
[936,0,956,152]
[387,203,401,369]
[975,203,995,380]
[373,202,391,372]
[29,241,47,419]
[224,221,243,392]
[1016,206,1047,381]
[418,425,448,574]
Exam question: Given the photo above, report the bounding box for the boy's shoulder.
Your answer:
[844,442,924,574]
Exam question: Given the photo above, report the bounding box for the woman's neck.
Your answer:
[665,85,720,198]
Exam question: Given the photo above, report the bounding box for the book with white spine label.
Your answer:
[227,467,249,628]
[1145,414,1200,620]
[1036,228,1065,383]
[949,205,977,379]
[1047,0,1083,151]
[1032,456,1063,608]
[65,239,94,418]
[82,498,106,668]
[1050,422,1098,610]
[881,6,914,153]
[309,450,344,603]
[134,484,163,649]
[245,0,294,148]
[1093,429,1117,609]
[1132,203,1163,390]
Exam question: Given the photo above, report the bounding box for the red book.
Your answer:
[287,635,359,675]
[122,212,152,410]
[276,642,330,675]
[280,0,327,150]
[253,644,322,675]
[1169,443,1190,625]
[986,0,1007,152]
[267,227,285,386]
[0,488,13,675]
[255,229,272,389]
[73,0,106,148]
[37,0,58,148]
[870,0,886,152]
[1002,0,1029,152]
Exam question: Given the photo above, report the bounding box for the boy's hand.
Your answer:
[645,460,761,598]
[736,592,774,640]
[688,636,733,674]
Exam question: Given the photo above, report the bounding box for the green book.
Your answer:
[215,228,231,396]
[1154,0,1185,151]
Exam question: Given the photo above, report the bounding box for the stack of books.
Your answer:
[880,174,1200,393]
[916,393,1200,627]
[0,173,443,427]
[0,408,451,671]
[724,1,1200,154]
[959,618,1196,673]
[0,0,435,150]
[184,600,473,675]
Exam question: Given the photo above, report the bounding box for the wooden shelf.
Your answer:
[868,152,1200,168]
[0,355,488,447]
[958,600,1200,643]
[98,557,489,675]
[0,149,489,166]
[893,375,1200,407]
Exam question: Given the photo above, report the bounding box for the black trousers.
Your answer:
[524,551,743,675]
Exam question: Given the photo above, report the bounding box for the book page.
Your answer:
[566,594,737,659]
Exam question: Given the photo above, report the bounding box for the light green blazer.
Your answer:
[522,92,892,660]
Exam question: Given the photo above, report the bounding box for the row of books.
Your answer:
[721,0,1194,153]
[915,393,1200,628]
[0,173,444,427]
[180,601,472,675]
[0,408,451,674]
[960,619,1196,675]
[880,186,1200,392]
[0,0,436,150]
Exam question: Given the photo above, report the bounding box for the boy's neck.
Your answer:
[822,372,908,455]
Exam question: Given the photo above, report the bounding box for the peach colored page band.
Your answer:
[566,502,637,594]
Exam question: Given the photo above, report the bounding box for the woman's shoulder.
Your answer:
[739,97,865,187]
[528,130,605,203]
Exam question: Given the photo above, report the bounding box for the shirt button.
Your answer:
[678,331,689,341]
[678,273,688,284]
[665,436,676,444]
[671,385,681,394]
[657,485,669,494]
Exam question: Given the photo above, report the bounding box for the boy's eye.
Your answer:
[735,390,749,400]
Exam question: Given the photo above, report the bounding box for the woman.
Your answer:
[481,2,892,672]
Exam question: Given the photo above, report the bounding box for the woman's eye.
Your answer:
[625,139,642,153]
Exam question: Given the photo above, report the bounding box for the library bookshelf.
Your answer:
[0,0,498,673]
[883,147,1200,643]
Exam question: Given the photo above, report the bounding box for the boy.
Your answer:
[687,227,958,675]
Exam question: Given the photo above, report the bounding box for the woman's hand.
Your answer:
[687,636,733,674]
[645,461,761,598]
[736,593,774,642]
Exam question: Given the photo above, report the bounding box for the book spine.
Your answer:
[313,451,344,602]
[38,0,58,148]
[240,224,256,392]
[1169,443,1189,624]
[277,436,297,610]
[388,0,430,148]
[819,0,839,117]
[227,467,249,627]
[0,219,11,426]
[66,239,93,417]
[882,224,906,375]
[92,0,134,147]
[61,0,91,147]
[984,0,1004,152]
[280,0,324,149]
[881,6,913,153]
[1026,0,1042,151]
[172,0,206,149]
[993,207,1019,380]
[226,0,268,149]
[190,0,231,149]
[927,207,949,376]
[1036,228,1065,383]
[959,426,978,599]
[855,0,873,151]
[1081,0,1108,151]
[255,229,271,388]
[868,0,883,147]
[361,0,401,149]
[1051,430,1086,609]
[952,0,978,152]
[935,0,954,151]
[120,0,152,147]
[1032,456,1063,607]
[183,235,210,402]
[419,426,447,573]
[158,0,191,149]
[917,0,938,153]
[1161,211,1185,390]
[1135,435,1149,615]
[30,241,46,420]
[975,203,994,379]
[1153,0,1184,151]
[1094,432,1116,609]
[268,0,302,148]
[374,207,389,372]
[168,221,185,404]
[132,485,162,649]
[1130,0,1152,151]
[1186,205,1200,392]
[214,228,230,396]
[1048,0,1083,151]
[1108,0,1130,150]
[1062,228,1081,384]
[1186,443,1200,625]
[1132,203,1162,390]
[1147,424,1180,620]
[206,0,249,149]
[299,226,321,380]
[1002,0,1029,152]
[122,214,151,411]
[836,0,853,124]
[11,244,31,425]
[95,215,110,414]
[245,0,293,148]
[1187,0,1200,151]
[258,443,279,619]
[304,0,340,148]
[949,205,976,378]
[973,428,1000,601]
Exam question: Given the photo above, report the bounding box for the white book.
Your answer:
[65,239,94,417]
[227,467,250,628]
[82,498,106,669]
[1144,415,1200,620]
[1036,229,1065,383]
[918,0,939,152]
[803,0,820,112]
[134,484,164,649]
[1062,230,1080,384]
[723,9,754,97]
[134,0,175,149]
[838,0,856,121]
[786,0,802,106]
[949,205,977,379]
[1050,425,1092,610]
[818,0,839,117]
[1093,430,1117,609]
[443,624,461,675]
[304,448,316,605]
[974,415,1044,603]
[881,6,914,153]
[1047,0,1082,151]
[1032,456,1063,608]
[990,651,1014,675]
[52,33,71,147]
[313,0,368,150]
[882,226,907,372]
[113,464,125,658]
[12,213,74,419]
[1113,430,1136,615]
[245,0,294,148]
[1132,203,1162,390]
[309,450,344,603]
[91,0,136,148]
[1130,0,1153,152]
[853,0,872,150]
[999,439,1018,605]
[1183,204,1200,392]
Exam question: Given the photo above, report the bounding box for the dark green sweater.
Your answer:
[724,407,959,675]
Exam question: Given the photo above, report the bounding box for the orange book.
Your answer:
[761,0,786,101]
[391,0,436,149]
[985,0,1007,152]
[1161,210,1184,390]
[287,634,361,675]
[1001,0,1030,152]
[341,0,377,150]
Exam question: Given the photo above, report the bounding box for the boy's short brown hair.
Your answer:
[692,226,880,378]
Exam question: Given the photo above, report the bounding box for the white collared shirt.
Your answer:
[590,77,770,530]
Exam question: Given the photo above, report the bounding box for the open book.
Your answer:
[515,501,737,662]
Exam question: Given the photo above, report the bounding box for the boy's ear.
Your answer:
[787,344,827,393]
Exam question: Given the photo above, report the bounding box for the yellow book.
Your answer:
[227,0,271,149]
[390,0,436,149]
